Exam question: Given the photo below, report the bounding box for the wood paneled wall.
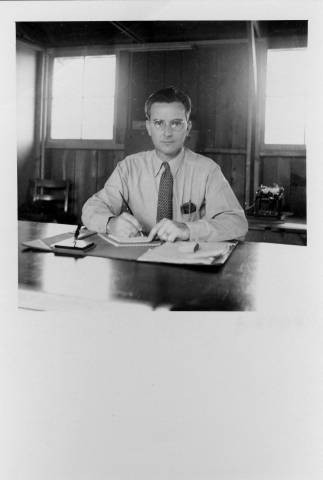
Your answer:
[129,45,249,149]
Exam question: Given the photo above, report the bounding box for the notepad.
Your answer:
[98,233,161,247]
[138,241,237,265]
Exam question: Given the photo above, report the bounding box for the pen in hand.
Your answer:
[119,190,144,237]
[73,223,82,247]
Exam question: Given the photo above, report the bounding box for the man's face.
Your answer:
[146,102,192,160]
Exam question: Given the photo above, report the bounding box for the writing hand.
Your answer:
[147,219,190,242]
[108,212,143,237]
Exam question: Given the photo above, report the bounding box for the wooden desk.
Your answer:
[18,220,306,311]
[246,216,307,245]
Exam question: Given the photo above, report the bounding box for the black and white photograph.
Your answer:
[1,1,323,479]
[15,18,309,311]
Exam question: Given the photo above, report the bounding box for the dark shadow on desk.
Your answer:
[106,244,257,311]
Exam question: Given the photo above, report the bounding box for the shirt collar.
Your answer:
[152,147,185,177]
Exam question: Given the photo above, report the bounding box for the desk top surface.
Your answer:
[247,215,307,232]
[18,221,306,311]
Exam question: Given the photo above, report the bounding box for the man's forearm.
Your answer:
[81,195,115,233]
[185,211,248,242]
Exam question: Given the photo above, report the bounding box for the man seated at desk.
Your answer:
[82,87,248,242]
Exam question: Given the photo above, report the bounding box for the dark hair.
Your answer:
[145,86,192,120]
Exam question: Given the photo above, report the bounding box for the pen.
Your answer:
[73,223,82,247]
[119,190,133,215]
[119,191,144,237]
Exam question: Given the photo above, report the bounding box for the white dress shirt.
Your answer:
[81,147,248,241]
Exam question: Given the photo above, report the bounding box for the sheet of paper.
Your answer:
[21,239,53,252]
[138,241,236,265]
[98,233,161,247]
[109,234,153,243]
[277,222,307,231]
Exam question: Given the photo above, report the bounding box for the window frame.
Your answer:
[45,47,123,150]
[258,39,307,157]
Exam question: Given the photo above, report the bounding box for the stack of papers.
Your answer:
[138,241,237,265]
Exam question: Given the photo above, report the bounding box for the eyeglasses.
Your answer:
[150,119,187,132]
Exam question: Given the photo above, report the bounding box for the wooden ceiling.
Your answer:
[16,21,307,48]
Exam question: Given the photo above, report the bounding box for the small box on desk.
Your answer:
[51,238,95,254]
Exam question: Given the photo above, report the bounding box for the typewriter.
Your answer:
[253,183,285,218]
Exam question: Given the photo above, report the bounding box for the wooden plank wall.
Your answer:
[129,45,249,146]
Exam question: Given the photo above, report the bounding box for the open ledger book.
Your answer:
[138,241,237,265]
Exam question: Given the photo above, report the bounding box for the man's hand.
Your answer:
[107,212,143,237]
[147,219,190,242]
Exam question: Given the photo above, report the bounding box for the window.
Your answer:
[264,48,306,146]
[50,54,116,140]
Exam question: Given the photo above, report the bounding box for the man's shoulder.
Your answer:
[120,150,154,167]
[123,150,154,162]
[184,148,220,171]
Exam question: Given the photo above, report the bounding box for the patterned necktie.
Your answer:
[156,162,173,222]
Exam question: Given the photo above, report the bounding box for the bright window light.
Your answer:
[50,55,116,140]
[264,48,306,145]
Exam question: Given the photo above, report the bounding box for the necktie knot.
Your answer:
[162,161,170,171]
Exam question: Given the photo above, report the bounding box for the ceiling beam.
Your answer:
[110,22,144,43]
[16,24,46,48]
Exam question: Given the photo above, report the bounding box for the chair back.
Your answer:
[32,179,70,213]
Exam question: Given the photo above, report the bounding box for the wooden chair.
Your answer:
[19,178,74,223]
[32,178,70,213]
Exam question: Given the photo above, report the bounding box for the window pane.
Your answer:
[82,98,114,139]
[52,57,83,98]
[50,54,116,140]
[266,49,306,96]
[51,98,82,139]
[265,96,306,145]
[84,55,116,98]
[264,48,306,145]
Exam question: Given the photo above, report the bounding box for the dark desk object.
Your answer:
[19,221,260,311]
[254,184,284,218]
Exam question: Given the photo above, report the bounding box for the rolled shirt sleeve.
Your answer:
[185,165,248,242]
[81,163,127,233]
